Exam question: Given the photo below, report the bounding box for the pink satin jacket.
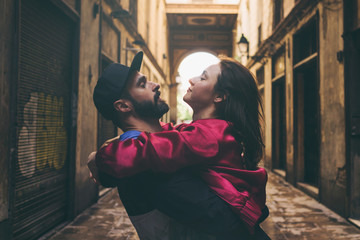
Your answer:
[96,118,267,231]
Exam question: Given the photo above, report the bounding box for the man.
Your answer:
[89,52,268,240]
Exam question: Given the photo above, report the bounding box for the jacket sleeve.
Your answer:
[95,123,219,178]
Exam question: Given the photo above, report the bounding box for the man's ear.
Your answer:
[214,94,227,103]
[113,99,133,113]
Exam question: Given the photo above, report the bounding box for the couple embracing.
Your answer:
[88,51,270,240]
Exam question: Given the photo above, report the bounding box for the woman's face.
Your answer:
[183,63,221,111]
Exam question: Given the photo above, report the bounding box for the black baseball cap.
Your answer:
[93,51,143,120]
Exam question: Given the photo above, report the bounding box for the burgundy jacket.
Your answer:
[96,119,267,231]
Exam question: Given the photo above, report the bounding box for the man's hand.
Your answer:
[87,151,100,184]
[101,135,120,148]
[87,136,118,185]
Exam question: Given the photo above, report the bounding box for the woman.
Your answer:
[96,57,268,239]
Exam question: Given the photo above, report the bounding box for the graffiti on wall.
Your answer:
[18,92,68,178]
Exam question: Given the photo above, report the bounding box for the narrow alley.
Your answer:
[1,1,360,239]
[49,172,360,240]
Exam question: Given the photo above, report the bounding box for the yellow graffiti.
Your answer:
[18,92,68,177]
[17,92,38,178]
[36,93,67,171]
[53,97,67,170]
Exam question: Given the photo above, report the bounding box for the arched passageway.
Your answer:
[165,3,238,122]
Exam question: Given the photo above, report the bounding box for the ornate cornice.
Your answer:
[247,0,320,68]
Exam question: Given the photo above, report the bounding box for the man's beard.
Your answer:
[129,94,169,119]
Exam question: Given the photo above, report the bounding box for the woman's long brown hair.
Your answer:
[215,57,265,170]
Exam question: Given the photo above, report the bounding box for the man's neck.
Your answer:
[122,117,163,133]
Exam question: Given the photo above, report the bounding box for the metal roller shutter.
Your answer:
[13,0,75,239]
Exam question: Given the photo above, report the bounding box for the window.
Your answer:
[273,0,283,29]
[258,24,262,47]
[256,66,264,86]
[293,18,318,65]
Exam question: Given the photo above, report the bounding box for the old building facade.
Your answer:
[235,0,360,225]
[0,0,171,239]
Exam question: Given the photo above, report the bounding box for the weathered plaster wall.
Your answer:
[262,0,274,42]
[249,0,259,52]
[75,0,100,214]
[138,0,169,71]
[101,19,120,61]
[285,36,294,184]
[263,60,273,169]
[318,2,346,215]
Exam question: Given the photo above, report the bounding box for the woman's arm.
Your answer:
[95,123,219,178]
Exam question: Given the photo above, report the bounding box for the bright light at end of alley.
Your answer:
[176,52,219,123]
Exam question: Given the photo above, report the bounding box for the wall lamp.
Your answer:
[132,39,145,46]
[237,34,271,62]
[237,34,250,58]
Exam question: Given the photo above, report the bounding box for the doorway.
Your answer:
[294,61,320,187]
[272,78,286,172]
[293,16,320,191]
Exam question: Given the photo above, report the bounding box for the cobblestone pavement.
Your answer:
[261,173,360,240]
[50,190,139,240]
[49,172,360,240]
